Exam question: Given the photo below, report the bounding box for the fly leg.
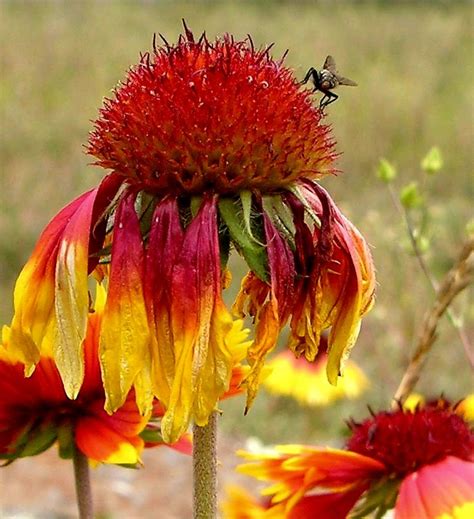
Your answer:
[319,90,338,109]
[300,67,318,86]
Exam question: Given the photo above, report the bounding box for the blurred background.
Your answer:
[1,1,472,517]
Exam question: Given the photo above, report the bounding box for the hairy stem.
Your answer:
[393,238,474,407]
[73,447,94,519]
[193,412,218,519]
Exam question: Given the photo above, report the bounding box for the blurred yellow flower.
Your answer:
[263,343,368,406]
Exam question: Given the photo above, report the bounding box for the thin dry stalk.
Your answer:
[393,237,474,407]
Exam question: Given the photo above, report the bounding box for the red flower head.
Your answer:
[236,401,474,519]
[8,23,375,442]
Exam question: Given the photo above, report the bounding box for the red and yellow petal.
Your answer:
[9,189,96,374]
[289,182,375,385]
[239,215,295,412]
[238,445,385,507]
[287,487,369,519]
[75,416,144,464]
[395,457,474,519]
[100,191,151,415]
[161,197,234,442]
[9,175,122,396]
[145,198,184,410]
[221,486,282,519]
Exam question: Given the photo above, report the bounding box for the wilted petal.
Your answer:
[100,191,151,415]
[161,197,234,442]
[242,215,295,411]
[9,174,122,392]
[145,198,184,409]
[290,182,375,385]
[9,190,95,374]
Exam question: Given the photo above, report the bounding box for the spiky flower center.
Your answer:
[346,405,473,476]
[87,29,335,195]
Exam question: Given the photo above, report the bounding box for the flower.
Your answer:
[236,402,474,518]
[0,285,148,465]
[8,24,375,442]
[263,336,368,406]
[221,486,276,518]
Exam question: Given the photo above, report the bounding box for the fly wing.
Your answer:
[337,76,358,87]
[323,55,337,73]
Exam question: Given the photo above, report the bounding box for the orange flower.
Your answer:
[8,24,375,442]
[221,486,281,518]
[263,337,368,406]
[235,402,474,518]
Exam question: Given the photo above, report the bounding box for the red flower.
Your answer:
[236,402,474,518]
[8,24,375,442]
[0,285,147,465]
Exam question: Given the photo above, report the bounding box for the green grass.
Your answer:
[1,1,472,443]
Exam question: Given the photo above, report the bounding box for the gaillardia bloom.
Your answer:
[8,25,375,442]
[0,285,148,465]
[263,337,368,406]
[236,402,474,518]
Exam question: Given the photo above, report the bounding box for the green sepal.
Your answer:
[140,426,165,445]
[218,224,231,270]
[19,425,57,458]
[218,196,268,282]
[57,423,75,460]
[136,191,156,239]
[350,477,400,519]
[262,195,296,249]
[287,185,321,227]
[1,423,58,463]
[190,195,203,218]
[115,462,141,469]
[241,190,265,246]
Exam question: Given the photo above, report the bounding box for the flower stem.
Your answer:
[388,184,473,366]
[193,412,218,519]
[73,447,94,519]
[393,238,474,407]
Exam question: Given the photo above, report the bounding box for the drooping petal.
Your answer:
[100,190,151,415]
[325,212,375,383]
[9,190,95,373]
[9,174,122,394]
[145,197,184,409]
[237,214,295,412]
[289,181,375,384]
[160,197,234,442]
[395,457,474,519]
